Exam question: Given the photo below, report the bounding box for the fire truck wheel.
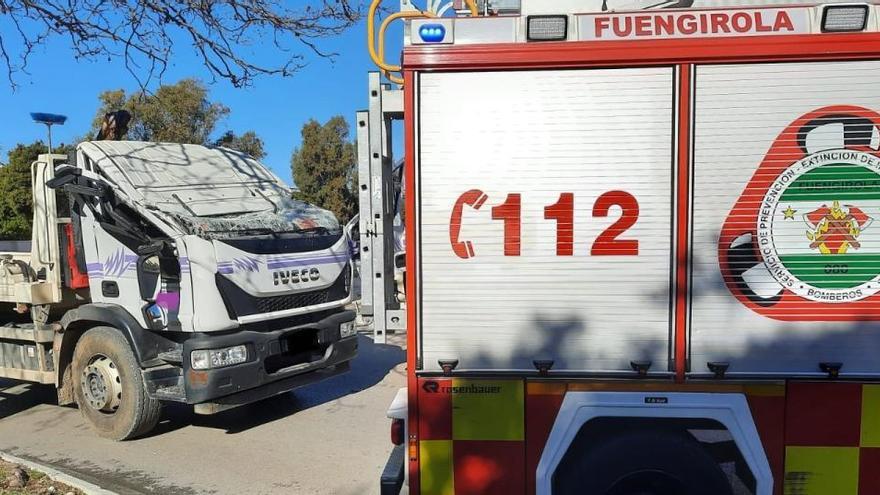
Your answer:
[72,326,161,441]
[552,428,733,495]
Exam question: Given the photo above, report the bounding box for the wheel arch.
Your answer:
[535,391,773,495]
[56,304,178,404]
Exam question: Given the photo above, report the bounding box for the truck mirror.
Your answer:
[137,241,165,256]
[137,255,161,301]
[46,165,80,189]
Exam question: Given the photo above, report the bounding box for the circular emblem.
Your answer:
[757,149,880,303]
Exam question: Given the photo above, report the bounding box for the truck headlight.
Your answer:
[340,320,357,338]
[191,345,248,370]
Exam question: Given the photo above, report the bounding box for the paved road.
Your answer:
[0,333,406,495]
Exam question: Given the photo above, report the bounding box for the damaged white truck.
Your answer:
[0,141,357,440]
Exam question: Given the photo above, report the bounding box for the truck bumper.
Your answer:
[381,444,406,495]
[180,310,357,410]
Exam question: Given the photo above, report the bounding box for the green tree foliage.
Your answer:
[92,79,266,157]
[0,141,73,240]
[92,79,230,144]
[214,131,266,160]
[291,116,358,222]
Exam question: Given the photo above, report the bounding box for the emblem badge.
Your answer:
[719,106,880,320]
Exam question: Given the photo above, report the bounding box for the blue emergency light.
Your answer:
[30,112,67,153]
[419,24,447,43]
[30,113,67,125]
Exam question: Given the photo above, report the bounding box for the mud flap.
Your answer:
[381,443,405,495]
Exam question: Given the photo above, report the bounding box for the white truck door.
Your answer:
[416,68,676,373]
[690,60,880,376]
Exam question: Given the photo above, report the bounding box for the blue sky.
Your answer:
[0,12,404,186]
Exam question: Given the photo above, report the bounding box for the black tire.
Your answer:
[72,326,161,440]
[553,428,733,495]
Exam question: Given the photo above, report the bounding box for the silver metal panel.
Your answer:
[365,73,404,344]
[690,60,880,375]
[417,68,675,372]
[369,73,388,344]
[452,17,518,44]
[357,110,375,315]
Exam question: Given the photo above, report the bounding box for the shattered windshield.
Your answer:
[173,196,340,240]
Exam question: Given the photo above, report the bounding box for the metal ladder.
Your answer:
[356,72,407,345]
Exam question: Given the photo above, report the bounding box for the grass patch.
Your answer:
[0,458,82,495]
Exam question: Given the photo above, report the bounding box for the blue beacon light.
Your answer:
[419,24,447,43]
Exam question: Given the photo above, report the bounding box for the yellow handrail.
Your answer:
[368,0,478,84]
[380,10,434,73]
[464,0,479,16]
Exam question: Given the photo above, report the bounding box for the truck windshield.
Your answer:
[174,197,341,240]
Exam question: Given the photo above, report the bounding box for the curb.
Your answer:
[0,451,117,495]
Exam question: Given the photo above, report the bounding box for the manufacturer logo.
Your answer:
[420,380,503,394]
[273,267,320,286]
[719,105,880,320]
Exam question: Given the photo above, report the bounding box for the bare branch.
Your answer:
[0,0,362,89]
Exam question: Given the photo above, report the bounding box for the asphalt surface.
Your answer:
[0,332,406,495]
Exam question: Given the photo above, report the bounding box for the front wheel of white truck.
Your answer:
[72,326,161,440]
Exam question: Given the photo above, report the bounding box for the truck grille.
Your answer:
[216,264,350,318]
[255,288,332,314]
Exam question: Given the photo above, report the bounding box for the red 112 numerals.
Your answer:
[449,190,639,259]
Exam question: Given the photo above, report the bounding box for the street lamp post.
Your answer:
[30,112,68,154]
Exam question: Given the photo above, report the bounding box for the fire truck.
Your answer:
[359,0,880,493]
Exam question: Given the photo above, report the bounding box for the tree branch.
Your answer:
[0,0,362,89]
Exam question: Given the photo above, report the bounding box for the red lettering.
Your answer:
[732,12,752,32]
[449,189,488,259]
[545,193,575,256]
[678,14,698,35]
[592,191,640,256]
[491,194,521,256]
[612,16,632,37]
[775,11,795,31]
[655,14,675,35]
[595,17,610,37]
[755,12,772,32]
[450,190,644,259]
[710,13,730,33]
[635,16,652,36]
[592,9,799,40]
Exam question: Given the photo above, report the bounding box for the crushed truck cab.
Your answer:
[0,141,357,439]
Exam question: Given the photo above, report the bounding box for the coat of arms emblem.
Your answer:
[719,106,880,320]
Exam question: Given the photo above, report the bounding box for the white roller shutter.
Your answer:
[416,68,675,372]
[690,60,880,376]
